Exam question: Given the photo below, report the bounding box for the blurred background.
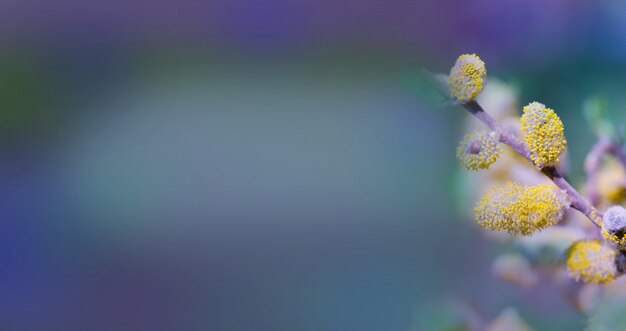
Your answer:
[3,0,626,330]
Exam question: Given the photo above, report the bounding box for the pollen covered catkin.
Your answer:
[448,54,486,103]
[602,206,626,248]
[456,130,501,171]
[566,240,617,284]
[521,102,567,168]
[474,182,567,236]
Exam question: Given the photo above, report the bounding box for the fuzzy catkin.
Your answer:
[448,54,486,103]
[456,130,501,171]
[474,182,566,236]
[521,102,567,168]
[602,206,626,248]
[566,240,617,284]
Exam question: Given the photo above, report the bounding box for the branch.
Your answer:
[421,70,602,226]
[584,136,612,205]
[585,135,626,174]
[463,100,532,161]
[607,139,626,170]
[583,135,626,206]
[462,100,602,227]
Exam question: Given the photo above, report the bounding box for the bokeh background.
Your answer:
[3,0,626,330]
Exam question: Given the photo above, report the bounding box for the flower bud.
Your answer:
[566,240,617,284]
[474,182,567,236]
[520,102,567,168]
[448,54,486,103]
[602,206,626,248]
[456,130,502,171]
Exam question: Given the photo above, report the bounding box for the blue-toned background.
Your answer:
[3,0,626,330]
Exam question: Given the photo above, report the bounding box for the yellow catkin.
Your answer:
[520,102,567,168]
[602,206,626,248]
[566,240,617,284]
[474,182,566,236]
[456,130,502,171]
[448,54,486,103]
[602,229,626,247]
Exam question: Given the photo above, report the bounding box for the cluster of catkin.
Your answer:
[449,54,626,285]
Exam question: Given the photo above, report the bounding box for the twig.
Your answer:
[463,100,532,161]
[462,100,602,227]
[422,70,602,226]
[584,136,612,205]
[583,135,626,206]
[585,135,626,173]
[607,139,626,170]
[584,136,613,176]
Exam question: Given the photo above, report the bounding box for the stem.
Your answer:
[607,139,626,170]
[464,101,532,162]
[584,136,612,176]
[462,100,602,227]
[542,167,602,227]
[584,136,612,205]
[585,135,626,173]
[583,135,626,206]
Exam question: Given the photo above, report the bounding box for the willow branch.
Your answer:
[463,100,602,227]
[422,70,602,226]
